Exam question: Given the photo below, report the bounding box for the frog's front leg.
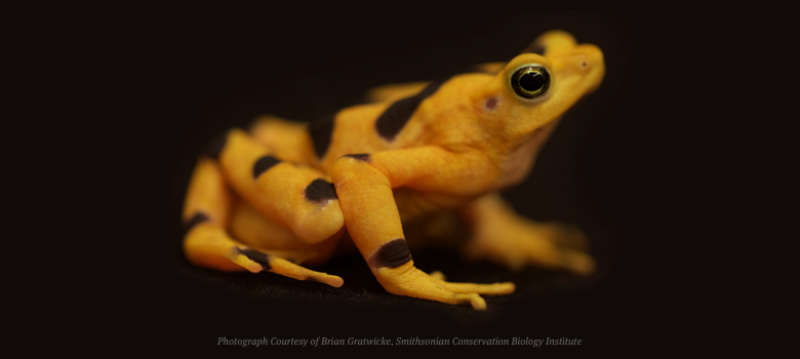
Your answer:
[330,147,515,310]
[460,194,595,275]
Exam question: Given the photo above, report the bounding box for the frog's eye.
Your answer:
[511,66,550,99]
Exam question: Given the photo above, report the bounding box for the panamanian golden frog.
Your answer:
[182,30,605,310]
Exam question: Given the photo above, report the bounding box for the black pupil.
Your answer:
[520,71,544,92]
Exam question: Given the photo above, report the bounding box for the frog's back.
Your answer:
[310,73,496,174]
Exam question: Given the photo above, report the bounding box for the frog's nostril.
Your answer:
[581,61,587,68]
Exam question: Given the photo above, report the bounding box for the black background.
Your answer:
[127,9,695,354]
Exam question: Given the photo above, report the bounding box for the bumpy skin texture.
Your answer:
[182,31,605,310]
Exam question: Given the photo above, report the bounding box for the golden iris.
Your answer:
[511,66,550,99]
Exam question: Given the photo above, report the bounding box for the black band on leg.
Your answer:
[368,239,412,269]
[252,156,281,179]
[305,178,338,202]
[342,153,371,162]
[183,212,209,236]
[234,248,272,271]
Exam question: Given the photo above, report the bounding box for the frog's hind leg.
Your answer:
[460,194,595,275]
[212,127,344,244]
[184,223,344,287]
[182,157,343,287]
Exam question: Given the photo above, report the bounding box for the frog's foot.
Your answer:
[184,221,343,287]
[463,226,595,275]
[532,222,590,252]
[228,247,344,287]
[376,263,515,310]
[461,195,595,275]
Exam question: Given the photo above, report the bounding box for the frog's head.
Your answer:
[474,31,604,150]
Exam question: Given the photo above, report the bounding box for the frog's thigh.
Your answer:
[330,151,514,310]
[247,116,317,165]
[182,157,343,287]
[460,194,595,275]
[216,129,344,244]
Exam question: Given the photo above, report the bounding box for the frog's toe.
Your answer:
[376,265,513,310]
[540,222,590,251]
[229,247,344,287]
[429,270,446,281]
[535,225,595,274]
[521,244,596,276]
[559,249,595,276]
[437,280,516,296]
[268,255,344,287]
[427,270,514,295]
[461,231,596,275]
[226,247,267,273]
[457,293,486,311]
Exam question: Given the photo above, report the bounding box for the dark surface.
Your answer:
[133,9,682,354]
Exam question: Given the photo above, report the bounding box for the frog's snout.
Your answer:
[577,44,605,92]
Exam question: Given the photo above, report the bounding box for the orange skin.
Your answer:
[182,31,604,310]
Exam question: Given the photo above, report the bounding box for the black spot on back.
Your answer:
[305,178,338,203]
[308,113,336,159]
[236,248,272,271]
[204,131,229,161]
[368,238,412,269]
[342,153,370,162]
[252,156,281,179]
[183,212,209,236]
[375,80,444,140]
